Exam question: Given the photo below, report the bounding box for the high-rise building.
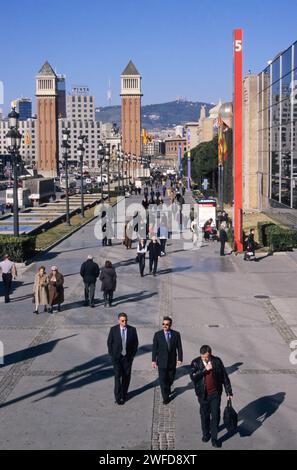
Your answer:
[35,61,59,177]
[67,86,95,120]
[57,75,66,118]
[120,60,142,158]
[11,98,32,121]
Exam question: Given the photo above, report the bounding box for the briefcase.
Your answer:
[223,399,238,432]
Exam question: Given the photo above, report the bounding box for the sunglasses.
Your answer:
[162,323,171,326]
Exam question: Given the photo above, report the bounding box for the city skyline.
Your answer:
[1,0,297,115]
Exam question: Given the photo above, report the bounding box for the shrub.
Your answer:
[0,236,36,262]
[264,225,297,252]
[257,221,276,246]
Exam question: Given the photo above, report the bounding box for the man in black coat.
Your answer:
[190,345,233,448]
[147,236,161,276]
[152,316,183,404]
[219,222,228,256]
[80,255,100,307]
[107,312,139,404]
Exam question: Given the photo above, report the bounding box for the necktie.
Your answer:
[121,328,126,356]
[166,331,171,351]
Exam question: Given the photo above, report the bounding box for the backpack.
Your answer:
[223,399,238,432]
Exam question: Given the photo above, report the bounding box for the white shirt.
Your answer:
[0,259,15,274]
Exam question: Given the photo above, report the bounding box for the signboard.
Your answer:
[202,178,209,190]
[197,199,216,228]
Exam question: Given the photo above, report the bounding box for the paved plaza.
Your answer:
[0,194,297,450]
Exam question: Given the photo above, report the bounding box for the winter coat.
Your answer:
[100,267,117,292]
[48,272,64,305]
[80,259,100,283]
[33,273,49,307]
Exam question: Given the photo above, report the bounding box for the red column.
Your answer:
[233,29,243,252]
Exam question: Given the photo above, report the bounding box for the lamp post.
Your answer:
[61,128,71,226]
[127,153,131,183]
[6,108,22,237]
[120,152,124,195]
[132,155,137,181]
[105,143,110,201]
[77,132,87,218]
[98,142,104,202]
[117,150,121,195]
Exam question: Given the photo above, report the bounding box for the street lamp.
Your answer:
[116,148,121,196]
[120,152,124,195]
[98,142,104,202]
[127,153,131,183]
[104,143,111,201]
[77,132,87,218]
[132,155,137,180]
[6,108,22,237]
[61,128,71,226]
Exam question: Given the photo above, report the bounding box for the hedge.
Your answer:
[0,236,36,262]
[264,225,297,252]
[257,221,276,246]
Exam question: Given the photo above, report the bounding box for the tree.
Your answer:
[182,135,218,191]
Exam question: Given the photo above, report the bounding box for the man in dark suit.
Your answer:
[107,312,139,405]
[80,255,100,307]
[190,345,233,448]
[152,316,183,404]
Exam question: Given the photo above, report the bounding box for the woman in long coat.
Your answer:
[33,266,49,314]
[99,260,117,307]
[48,266,64,313]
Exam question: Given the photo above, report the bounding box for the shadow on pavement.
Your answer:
[113,291,158,306]
[219,392,286,442]
[1,334,77,368]
[0,344,153,408]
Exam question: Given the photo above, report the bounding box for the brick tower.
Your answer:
[120,60,142,158]
[36,61,59,177]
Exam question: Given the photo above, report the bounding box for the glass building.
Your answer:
[258,41,297,210]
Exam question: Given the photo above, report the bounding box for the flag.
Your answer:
[25,132,30,146]
[223,130,228,161]
[142,128,149,145]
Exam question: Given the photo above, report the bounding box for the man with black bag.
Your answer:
[190,345,233,448]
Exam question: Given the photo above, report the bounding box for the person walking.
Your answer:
[157,219,169,256]
[0,254,17,303]
[33,266,49,314]
[48,266,64,313]
[219,222,228,256]
[80,255,100,307]
[190,218,200,249]
[190,345,233,448]
[244,228,256,261]
[100,260,117,307]
[107,312,139,404]
[152,316,183,404]
[147,236,161,276]
[137,239,147,277]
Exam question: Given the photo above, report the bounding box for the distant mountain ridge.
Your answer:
[95,100,213,131]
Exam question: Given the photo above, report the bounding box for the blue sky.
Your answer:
[1,0,297,113]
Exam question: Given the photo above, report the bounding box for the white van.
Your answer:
[6,188,31,208]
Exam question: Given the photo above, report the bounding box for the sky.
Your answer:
[1,0,297,114]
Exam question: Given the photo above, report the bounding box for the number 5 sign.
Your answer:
[235,39,242,52]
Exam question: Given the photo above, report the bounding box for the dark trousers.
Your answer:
[220,240,225,256]
[113,355,133,401]
[160,239,167,253]
[2,273,12,303]
[138,254,145,276]
[84,282,95,304]
[149,257,158,274]
[198,392,221,441]
[158,367,176,401]
[103,289,113,305]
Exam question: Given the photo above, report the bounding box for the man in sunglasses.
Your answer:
[107,312,139,405]
[152,316,183,404]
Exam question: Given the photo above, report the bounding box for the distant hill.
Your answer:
[95,100,213,130]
